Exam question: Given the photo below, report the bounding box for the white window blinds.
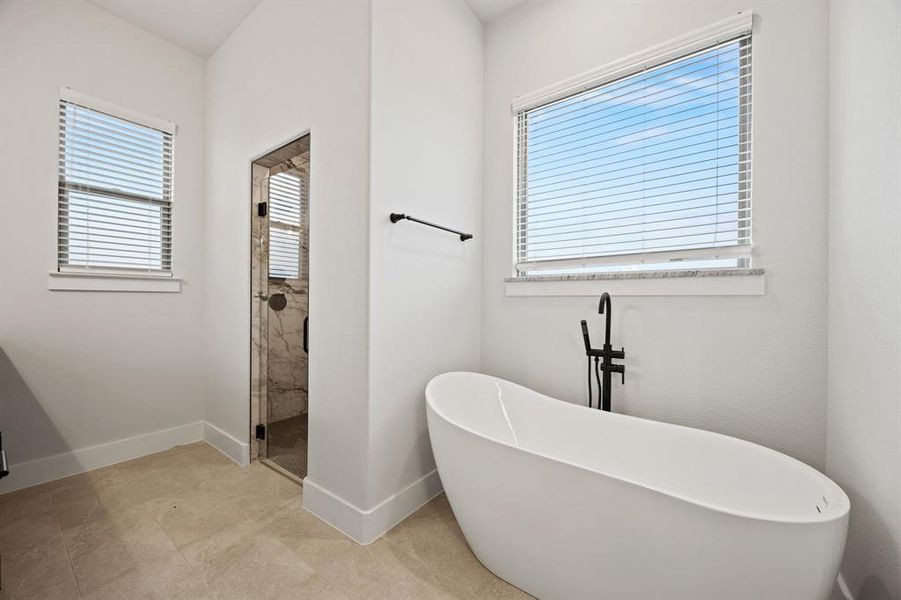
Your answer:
[268,172,305,279]
[58,97,173,274]
[515,31,752,273]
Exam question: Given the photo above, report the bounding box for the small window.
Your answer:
[58,96,173,275]
[515,32,752,275]
[268,171,305,279]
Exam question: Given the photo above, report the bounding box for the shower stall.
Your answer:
[250,134,310,481]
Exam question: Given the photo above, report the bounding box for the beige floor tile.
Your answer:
[0,487,54,526]
[62,506,184,596]
[0,513,61,556]
[295,538,473,600]
[118,450,212,501]
[180,519,316,600]
[183,447,238,484]
[0,483,51,509]
[142,488,248,550]
[385,495,534,599]
[251,499,356,570]
[6,580,81,600]
[0,534,79,600]
[46,464,125,494]
[61,504,156,559]
[50,468,146,532]
[215,462,301,516]
[80,551,210,600]
[0,489,60,554]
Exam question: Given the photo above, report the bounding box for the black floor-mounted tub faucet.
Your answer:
[580,292,625,411]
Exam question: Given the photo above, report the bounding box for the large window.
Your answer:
[58,93,173,275]
[515,27,752,275]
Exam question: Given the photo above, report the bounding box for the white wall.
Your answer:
[481,0,830,469]
[205,0,483,533]
[204,0,372,507]
[827,1,901,598]
[0,0,206,473]
[368,0,483,507]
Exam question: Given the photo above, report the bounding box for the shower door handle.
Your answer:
[303,316,309,354]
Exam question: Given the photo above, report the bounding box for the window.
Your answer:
[58,92,174,275]
[515,22,752,275]
[268,171,305,279]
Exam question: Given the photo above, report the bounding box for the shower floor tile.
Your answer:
[265,413,308,480]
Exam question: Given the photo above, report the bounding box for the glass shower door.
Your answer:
[254,155,310,481]
[251,164,269,464]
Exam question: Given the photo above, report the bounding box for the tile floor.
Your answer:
[0,442,533,600]
[265,414,308,480]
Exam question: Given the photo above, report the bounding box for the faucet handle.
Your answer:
[610,361,625,384]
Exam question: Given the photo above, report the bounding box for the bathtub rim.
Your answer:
[426,371,850,526]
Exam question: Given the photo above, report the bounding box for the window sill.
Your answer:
[47,272,182,293]
[505,267,765,297]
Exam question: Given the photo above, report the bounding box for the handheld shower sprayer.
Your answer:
[580,320,592,353]
[581,320,597,409]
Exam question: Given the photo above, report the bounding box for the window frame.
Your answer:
[511,12,754,277]
[57,88,176,279]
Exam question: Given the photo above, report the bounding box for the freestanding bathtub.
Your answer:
[425,372,849,600]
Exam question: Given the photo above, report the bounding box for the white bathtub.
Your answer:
[425,372,849,600]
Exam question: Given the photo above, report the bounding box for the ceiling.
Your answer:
[465,0,526,23]
[88,0,262,58]
[88,0,524,59]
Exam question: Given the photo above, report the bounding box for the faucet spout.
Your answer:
[598,292,612,347]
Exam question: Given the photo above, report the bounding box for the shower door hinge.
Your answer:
[257,202,268,217]
[255,424,266,440]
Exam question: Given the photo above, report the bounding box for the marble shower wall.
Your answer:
[266,276,308,422]
[266,156,310,424]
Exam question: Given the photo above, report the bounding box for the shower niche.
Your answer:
[250,134,310,482]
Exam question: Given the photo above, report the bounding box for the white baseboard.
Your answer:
[303,469,443,544]
[835,573,853,600]
[0,420,251,495]
[0,421,204,495]
[202,421,250,466]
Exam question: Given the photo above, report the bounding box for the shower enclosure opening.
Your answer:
[250,134,310,482]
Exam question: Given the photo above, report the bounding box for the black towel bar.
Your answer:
[390,213,473,242]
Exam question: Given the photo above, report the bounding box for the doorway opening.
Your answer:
[250,134,310,482]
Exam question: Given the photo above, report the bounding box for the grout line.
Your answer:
[49,490,86,600]
[128,447,219,594]
[169,530,207,591]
